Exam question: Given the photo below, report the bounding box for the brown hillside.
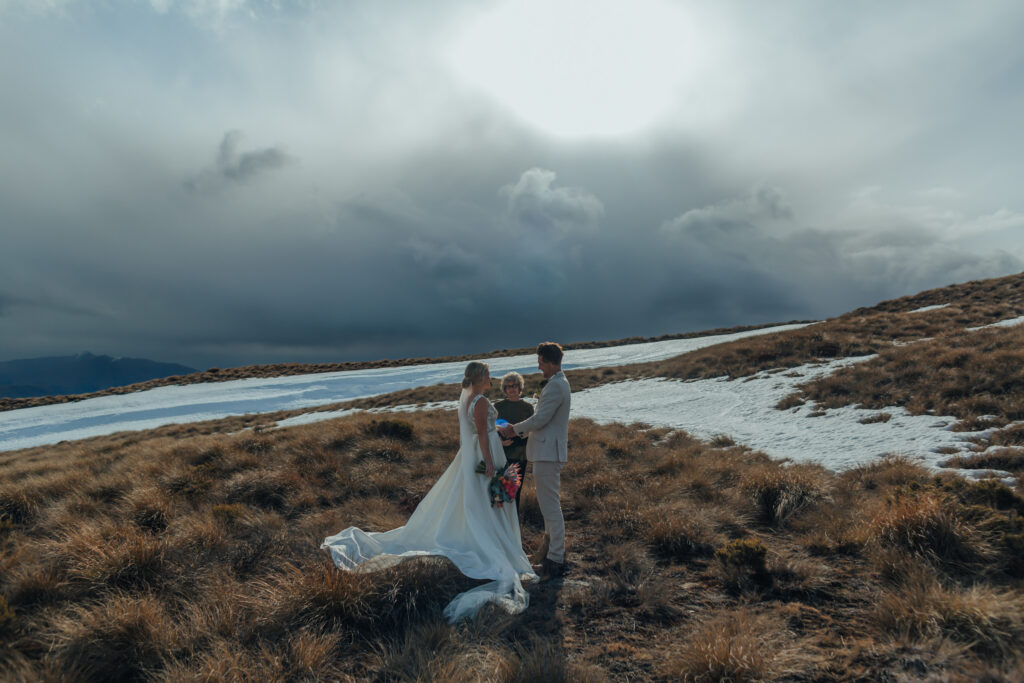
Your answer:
[3,411,1024,680]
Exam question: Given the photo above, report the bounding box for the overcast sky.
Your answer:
[2,0,1022,369]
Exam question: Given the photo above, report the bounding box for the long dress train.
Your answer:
[321,393,536,621]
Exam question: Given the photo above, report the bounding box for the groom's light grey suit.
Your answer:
[512,370,570,564]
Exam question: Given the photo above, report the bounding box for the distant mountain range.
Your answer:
[0,352,197,399]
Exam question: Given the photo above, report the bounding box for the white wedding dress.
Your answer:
[321,392,536,622]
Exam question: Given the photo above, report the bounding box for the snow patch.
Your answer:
[967,315,1024,331]
[273,401,457,429]
[570,358,984,472]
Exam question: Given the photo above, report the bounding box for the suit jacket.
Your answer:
[513,370,571,463]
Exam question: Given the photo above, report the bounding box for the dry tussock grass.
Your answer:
[643,504,719,561]
[867,488,991,572]
[873,564,1024,661]
[3,393,1024,678]
[790,482,870,557]
[740,463,831,526]
[845,453,933,490]
[944,449,1024,475]
[660,608,800,682]
[48,593,180,682]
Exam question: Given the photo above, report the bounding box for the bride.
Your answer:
[321,361,537,621]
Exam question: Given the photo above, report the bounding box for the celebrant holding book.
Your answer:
[495,371,533,511]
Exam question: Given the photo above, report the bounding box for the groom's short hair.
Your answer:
[537,342,563,365]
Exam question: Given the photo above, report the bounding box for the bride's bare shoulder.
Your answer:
[471,394,491,415]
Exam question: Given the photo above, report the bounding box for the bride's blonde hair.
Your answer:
[461,361,489,389]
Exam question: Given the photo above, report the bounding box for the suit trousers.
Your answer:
[532,460,565,563]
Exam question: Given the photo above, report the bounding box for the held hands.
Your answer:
[498,424,516,439]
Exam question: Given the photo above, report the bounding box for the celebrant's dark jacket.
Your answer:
[495,398,534,463]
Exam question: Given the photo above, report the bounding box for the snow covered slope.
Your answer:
[0,324,808,453]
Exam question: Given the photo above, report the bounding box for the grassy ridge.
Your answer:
[3,411,1024,680]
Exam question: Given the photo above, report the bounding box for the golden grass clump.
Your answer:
[0,487,39,526]
[510,638,608,683]
[6,556,68,609]
[256,557,464,636]
[874,565,1024,660]
[868,489,989,572]
[224,470,295,511]
[363,417,416,441]
[642,505,718,561]
[123,487,173,535]
[790,484,869,557]
[376,619,522,682]
[48,593,179,682]
[210,502,250,524]
[740,464,829,526]
[845,453,932,490]
[660,609,796,682]
[56,521,167,594]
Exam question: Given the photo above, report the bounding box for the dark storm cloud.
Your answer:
[216,130,290,182]
[404,239,479,278]
[1,1,1023,370]
[185,130,291,191]
[0,288,104,320]
[656,186,1024,321]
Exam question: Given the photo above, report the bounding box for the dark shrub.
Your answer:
[365,419,415,441]
[716,538,771,592]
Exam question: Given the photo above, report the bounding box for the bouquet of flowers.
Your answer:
[475,460,523,508]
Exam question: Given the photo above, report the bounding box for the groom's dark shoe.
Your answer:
[534,557,565,580]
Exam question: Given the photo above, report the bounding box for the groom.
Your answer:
[499,341,570,579]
